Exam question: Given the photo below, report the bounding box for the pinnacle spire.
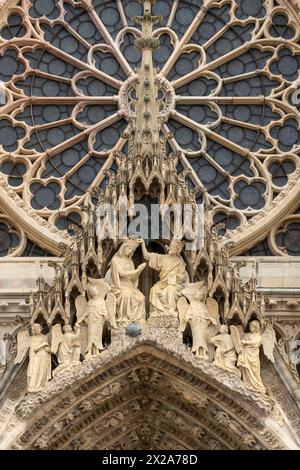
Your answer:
[133,0,162,161]
[98,0,198,223]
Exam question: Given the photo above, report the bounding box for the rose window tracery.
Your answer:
[0,0,300,256]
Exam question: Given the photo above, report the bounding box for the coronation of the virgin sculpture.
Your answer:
[0,0,299,451]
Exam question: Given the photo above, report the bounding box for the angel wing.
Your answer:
[177,296,189,333]
[75,294,88,323]
[262,324,276,363]
[230,325,242,354]
[14,329,30,365]
[105,292,117,329]
[50,324,63,355]
[206,298,220,326]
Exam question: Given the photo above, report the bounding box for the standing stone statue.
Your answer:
[51,323,81,375]
[76,279,117,357]
[231,320,276,394]
[178,282,219,359]
[140,239,187,316]
[210,325,239,375]
[110,239,146,323]
[14,323,52,393]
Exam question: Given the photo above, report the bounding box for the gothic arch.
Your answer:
[1,342,290,450]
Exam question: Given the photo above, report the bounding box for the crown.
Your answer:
[122,239,140,249]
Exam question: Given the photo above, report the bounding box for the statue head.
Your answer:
[31,323,42,335]
[119,239,139,258]
[249,320,261,333]
[168,239,185,256]
[219,325,228,335]
[63,325,73,333]
[87,279,110,298]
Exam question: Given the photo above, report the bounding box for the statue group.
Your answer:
[15,238,276,396]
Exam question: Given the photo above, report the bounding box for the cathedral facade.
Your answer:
[0,0,299,450]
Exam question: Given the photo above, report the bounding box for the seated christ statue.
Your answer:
[140,239,186,316]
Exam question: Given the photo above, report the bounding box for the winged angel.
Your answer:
[178,282,220,360]
[14,323,51,393]
[51,323,81,376]
[230,320,276,394]
[76,279,117,358]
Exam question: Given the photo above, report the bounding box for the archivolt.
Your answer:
[4,344,286,450]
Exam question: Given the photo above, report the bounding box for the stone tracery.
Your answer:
[0,0,300,255]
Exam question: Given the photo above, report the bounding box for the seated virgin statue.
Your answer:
[110,239,146,323]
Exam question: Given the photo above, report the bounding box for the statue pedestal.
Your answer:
[110,315,182,344]
[146,314,179,331]
[145,314,182,342]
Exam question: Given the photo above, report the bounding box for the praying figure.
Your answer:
[237,320,266,394]
[210,325,239,375]
[14,323,52,393]
[51,323,81,376]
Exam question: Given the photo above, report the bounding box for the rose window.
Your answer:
[0,0,300,256]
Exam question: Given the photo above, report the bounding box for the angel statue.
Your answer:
[140,239,187,316]
[14,323,51,393]
[230,320,276,394]
[209,325,239,376]
[178,282,220,359]
[76,279,117,358]
[110,239,146,323]
[51,323,81,376]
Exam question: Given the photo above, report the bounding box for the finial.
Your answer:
[133,0,162,47]
[138,0,156,15]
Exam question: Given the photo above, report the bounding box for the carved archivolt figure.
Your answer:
[51,323,81,376]
[76,279,117,358]
[140,239,186,316]
[15,323,51,393]
[231,320,276,394]
[178,282,220,359]
[210,325,239,376]
[110,239,146,323]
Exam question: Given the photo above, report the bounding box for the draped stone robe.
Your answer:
[212,333,237,372]
[186,300,211,356]
[84,298,107,355]
[110,255,145,322]
[27,334,51,393]
[237,332,266,394]
[149,253,186,315]
[55,331,81,375]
